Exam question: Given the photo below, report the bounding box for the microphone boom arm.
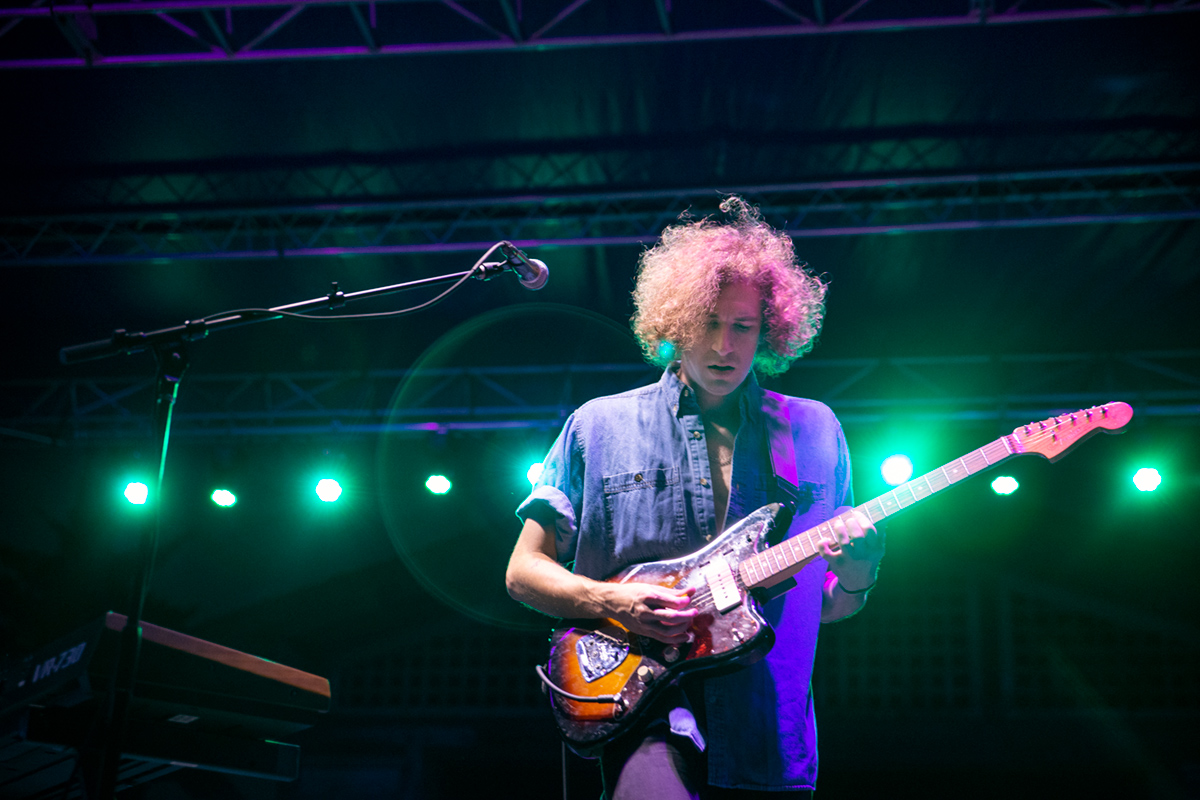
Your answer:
[60,247,519,365]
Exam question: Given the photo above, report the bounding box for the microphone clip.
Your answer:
[473,261,511,281]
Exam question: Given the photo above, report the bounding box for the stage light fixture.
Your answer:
[211,489,237,507]
[315,478,343,502]
[991,476,1019,495]
[1132,467,1161,492]
[880,454,914,487]
[527,462,544,486]
[124,482,149,505]
[425,475,452,495]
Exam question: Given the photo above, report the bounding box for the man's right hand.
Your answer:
[602,582,697,645]
[507,517,697,644]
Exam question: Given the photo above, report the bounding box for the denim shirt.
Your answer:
[516,368,853,791]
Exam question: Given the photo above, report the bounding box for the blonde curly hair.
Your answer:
[631,196,827,376]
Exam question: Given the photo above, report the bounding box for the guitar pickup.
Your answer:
[700,558,742,613]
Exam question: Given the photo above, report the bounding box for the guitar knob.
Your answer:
[637,665,654,683]
[662,646,680,663]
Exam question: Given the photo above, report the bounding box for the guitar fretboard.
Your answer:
[738,435,1016,591]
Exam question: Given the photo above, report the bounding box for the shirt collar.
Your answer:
[739,371,764,426]
[660,365,763,423]
[659,367,691,417]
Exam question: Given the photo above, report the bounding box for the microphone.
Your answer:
[499,242,549,291]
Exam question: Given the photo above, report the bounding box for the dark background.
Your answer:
[2,3,1199,798]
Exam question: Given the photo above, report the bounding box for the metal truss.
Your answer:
[1,0,1196,69]
[6,119,1196,218]
[4,163,1198,266]
[3,350,1197,444]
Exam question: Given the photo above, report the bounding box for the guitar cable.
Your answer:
[535,664,623,705]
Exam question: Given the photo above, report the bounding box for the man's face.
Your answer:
[678,281,763,412]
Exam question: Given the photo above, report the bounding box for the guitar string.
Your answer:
[771,416,1099,561]
[675,416,1102,616]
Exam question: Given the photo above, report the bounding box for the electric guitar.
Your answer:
[535,402,1134,755]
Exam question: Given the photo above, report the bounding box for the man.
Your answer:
[506,197,884,799]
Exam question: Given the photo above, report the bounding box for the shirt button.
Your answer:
[634,473,644,482]
[691,431,702,439]
[705,535,712,541]
[699,478,708,487]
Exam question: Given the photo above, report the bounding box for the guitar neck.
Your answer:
[858,435,1016,527]
[739,433,1018,591]
[737,401,1131,593]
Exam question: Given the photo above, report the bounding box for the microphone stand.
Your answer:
[60,257,516,799]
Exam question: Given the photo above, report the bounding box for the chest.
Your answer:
[704,418,737,530]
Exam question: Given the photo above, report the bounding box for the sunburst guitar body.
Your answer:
[544,504,782,755]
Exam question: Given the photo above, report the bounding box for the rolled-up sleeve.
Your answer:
[515,413,584,566]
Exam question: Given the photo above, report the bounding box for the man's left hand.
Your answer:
[816,509,884,591]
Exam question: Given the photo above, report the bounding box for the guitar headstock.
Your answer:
[1010,402,1133,462]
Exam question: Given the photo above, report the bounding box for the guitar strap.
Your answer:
[757,390,803,598]
[761,389,801,509]
[760,390,803,557]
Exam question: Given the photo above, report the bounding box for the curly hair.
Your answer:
[631,196,827,376]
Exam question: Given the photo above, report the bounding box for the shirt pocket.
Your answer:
[602,467,683,569]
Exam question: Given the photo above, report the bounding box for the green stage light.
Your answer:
[315,478,343,502]
[211,489,237,507]
[880,454,913,487]
[124,482,149,505]
[1132,467,1161,492]
[991,476,1019,495]
[425,475,452,495]
[527,462,544,486]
